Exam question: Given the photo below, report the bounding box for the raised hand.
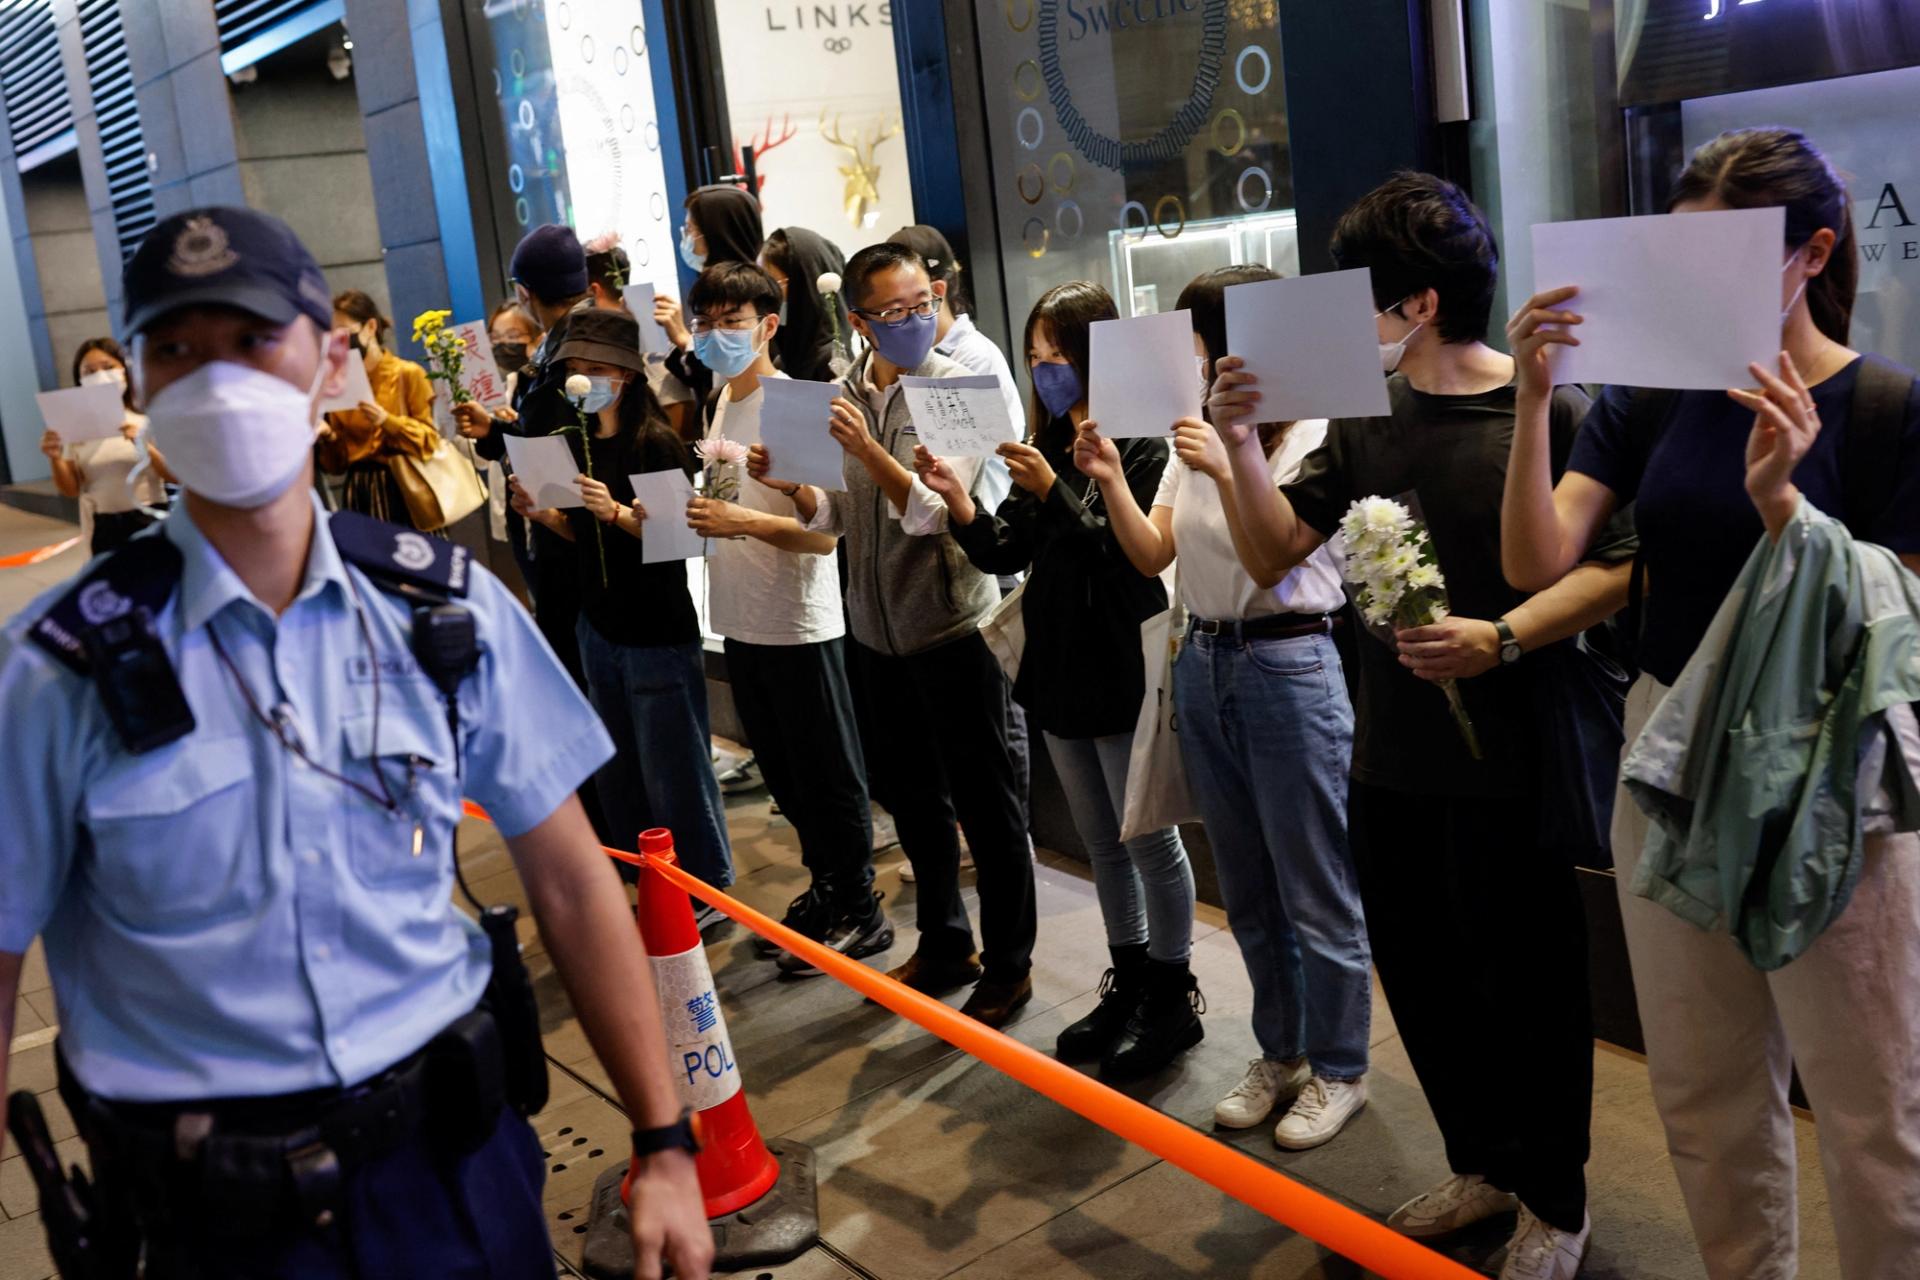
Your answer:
[38,428,62,460]
[1206,355,1260,447]
[1072,422,1122,485]
[1731,350,1822,538]
[654,294,691,349]
[1506,285,1583,400]
[1172,416,1231,482]
[998,440,1056,498]
[827,396,879,464]
[913,444,965,501]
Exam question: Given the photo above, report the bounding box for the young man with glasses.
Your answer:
[680,262,890,974]
[748,242,1037,1027]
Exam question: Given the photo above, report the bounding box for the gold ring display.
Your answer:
[1013,59,1042,101]
[1211,109,1246,157]
[1022,216,1050,258]
[1016,163,1045,205]
[1153,194,1186,240]
[1047,151,1074,194]
[1006,0,1033,32]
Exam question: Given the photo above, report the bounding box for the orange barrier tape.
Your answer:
[0,536,79,568]
[461,800,1480,1280]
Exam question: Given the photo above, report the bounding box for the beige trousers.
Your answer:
[1614,676,1920,1279]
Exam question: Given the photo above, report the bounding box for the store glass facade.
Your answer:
[460,0,679,303]
[969,0,1298,341]
[712,0,916,259]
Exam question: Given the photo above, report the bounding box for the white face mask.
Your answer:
[1376,300,1426,374]
[82,366,127,388]
[143,346,329,509]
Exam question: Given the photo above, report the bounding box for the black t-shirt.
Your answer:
[566,425,701,649]
[1284,376,1594,798]
[1568,357,1920,686]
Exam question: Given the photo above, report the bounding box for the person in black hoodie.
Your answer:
[759,226,851,383]
[914,281,1202,1081]
[507,308,735,900]
[660,185,767,408]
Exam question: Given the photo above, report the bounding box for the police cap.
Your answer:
[123,206,333,337]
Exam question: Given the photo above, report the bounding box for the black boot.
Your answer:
[1101,958,1204,1081]
[1055,945,1149,1064]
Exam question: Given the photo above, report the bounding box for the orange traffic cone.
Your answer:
[581,829,819,1277]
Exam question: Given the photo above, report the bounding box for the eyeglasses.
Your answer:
[852,298,938,327]
[688,313,764,336]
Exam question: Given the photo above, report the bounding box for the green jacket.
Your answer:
[1622,498,1920,970]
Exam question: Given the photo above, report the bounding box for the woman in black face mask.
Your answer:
[317,289,443,530]
[488,299,540,376]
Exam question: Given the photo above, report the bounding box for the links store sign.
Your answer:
[1683,62,1920,367]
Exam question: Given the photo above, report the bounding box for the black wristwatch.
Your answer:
[1494,618,1522,665]
[632,1109,701,1159]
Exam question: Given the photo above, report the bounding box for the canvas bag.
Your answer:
[1120,568,1197,841]
[979,575,1029,682]
[390,434,487,532]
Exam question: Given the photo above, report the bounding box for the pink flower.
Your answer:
[695,436,749,467]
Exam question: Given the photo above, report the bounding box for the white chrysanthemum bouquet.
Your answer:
[1338,495,1481,759]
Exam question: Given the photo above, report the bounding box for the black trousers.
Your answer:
[91,509,154,555]
[726,637,874,912]
[852,632,1036,983]
[1348,778,1593,1233]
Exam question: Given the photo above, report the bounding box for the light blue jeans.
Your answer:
[1043,731,1194,964]
[1173,628,1370,1079]
[575,620,734,889]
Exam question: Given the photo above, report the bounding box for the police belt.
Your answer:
[57,1005,505,1238]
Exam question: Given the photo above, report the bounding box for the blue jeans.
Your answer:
[575,619,734,888]
[1043,731,1195,964]
[1173,628,1370,1079]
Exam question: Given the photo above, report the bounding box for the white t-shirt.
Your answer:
[705,373,844,646]
[1153,418,1346,620]
[69,414,163,515]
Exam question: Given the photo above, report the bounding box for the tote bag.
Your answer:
[979,576,1029,682]
[1120,570,1197,841]
[391,435,487,532]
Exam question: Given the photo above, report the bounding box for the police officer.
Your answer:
[0,207,713,1279]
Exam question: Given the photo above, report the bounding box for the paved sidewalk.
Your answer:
[0,501,1841,1279]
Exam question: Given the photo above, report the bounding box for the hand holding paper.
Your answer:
[37,384,128,444]
[1223,270,1391,421]
[317,350,377,415]
[899,375,1020,455]
[757,378,844,490]
[1528,207,1785,390]
[1088,311,1202,438]
[622,284,674,356]
[503,434,584,509]
[629,470,706,562]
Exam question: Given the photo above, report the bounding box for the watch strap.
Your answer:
[631,1109,701,1158]
[1494,618,1521,662]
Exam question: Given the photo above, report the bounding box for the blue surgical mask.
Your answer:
[694,325,767,380]
[579,376,621,414]
[1032,361,1084,419]
[864,308,939,370]
[679,229,706,272]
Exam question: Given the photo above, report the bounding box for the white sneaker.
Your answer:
[1388,1173,1521,1240]
[1273,1075,1367,1150]
[1498,1207,1590,1280]
[1213,1057,1308,1130]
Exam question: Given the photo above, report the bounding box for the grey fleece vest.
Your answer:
[837,349,1001,656]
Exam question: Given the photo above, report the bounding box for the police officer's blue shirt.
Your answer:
[0,494,614,1102]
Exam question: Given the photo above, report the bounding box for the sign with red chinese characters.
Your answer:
[450,320,509,409]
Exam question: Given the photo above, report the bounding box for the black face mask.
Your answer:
[347,332,368,356]
[492,340,530,371]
